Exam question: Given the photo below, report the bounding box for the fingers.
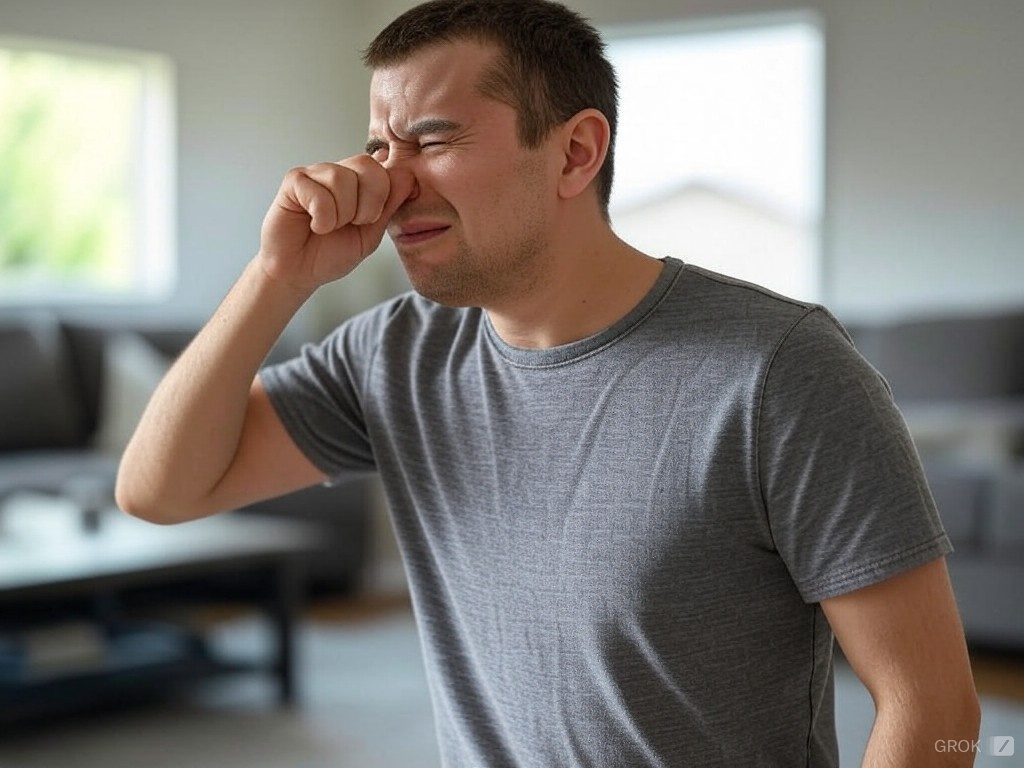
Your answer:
[280,155,399,235]
[354,166,417,253]
[381,166,416,223]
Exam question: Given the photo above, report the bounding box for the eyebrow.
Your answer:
[365,118,463,154]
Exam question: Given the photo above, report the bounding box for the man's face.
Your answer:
[368,40,560,308]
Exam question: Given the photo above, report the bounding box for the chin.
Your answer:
[408,279,480,309]
[399,255,471,308]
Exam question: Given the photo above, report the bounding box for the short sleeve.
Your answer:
[259,302,395,480]
[758,308,952,603]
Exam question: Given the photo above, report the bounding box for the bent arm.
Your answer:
[116,156,413,524]
[821,558,980,767]
[116,259,325,523]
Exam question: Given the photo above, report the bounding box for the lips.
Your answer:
[390,220,451,246]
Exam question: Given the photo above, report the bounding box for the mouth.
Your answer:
[391,222,451,247]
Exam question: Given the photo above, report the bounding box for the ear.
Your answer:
[556,108,610,203]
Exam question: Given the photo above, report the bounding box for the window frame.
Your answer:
[0,35,176,305]
[601,10,826,302]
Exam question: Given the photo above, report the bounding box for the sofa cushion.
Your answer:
[921,460,988,546]
[989,466,1024,552]
[0,314,86,451]
[865,311,1024,402]
[60,322,194,441]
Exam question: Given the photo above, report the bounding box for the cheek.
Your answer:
[415,155,472,202]
[428,160,504,211]
[420,150,549,222]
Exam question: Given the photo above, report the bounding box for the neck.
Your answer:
[484,225,663,350]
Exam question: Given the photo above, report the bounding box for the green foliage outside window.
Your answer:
[0,45,140,296]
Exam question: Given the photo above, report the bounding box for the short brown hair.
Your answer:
[363,0,618,218]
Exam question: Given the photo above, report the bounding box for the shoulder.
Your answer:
[674,264,824,333]
[659,263,855,372]
[323,291,481,360]
[262,292,482,416]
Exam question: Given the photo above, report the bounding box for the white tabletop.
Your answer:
[0,495,319,593]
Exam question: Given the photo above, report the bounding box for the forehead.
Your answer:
[368,40,502,131]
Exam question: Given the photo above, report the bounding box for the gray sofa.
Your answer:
[847,310,1024,650]
[0,311,372,594]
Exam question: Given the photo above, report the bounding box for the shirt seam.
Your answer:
[804,605,819,768]
[801,533,952,603]
[753,305,821,553]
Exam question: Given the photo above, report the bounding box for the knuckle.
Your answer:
[347,153,377,169]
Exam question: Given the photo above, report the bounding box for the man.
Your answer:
[117,0,980,764]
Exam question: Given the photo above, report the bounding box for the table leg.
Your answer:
[270,557,304,705]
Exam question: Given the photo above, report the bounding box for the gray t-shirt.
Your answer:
[261,258,951,767]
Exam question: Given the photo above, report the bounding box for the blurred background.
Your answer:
[2,0,1022,327]
[0,0,1022,765]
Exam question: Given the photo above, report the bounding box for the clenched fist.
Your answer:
[258,154,414,294]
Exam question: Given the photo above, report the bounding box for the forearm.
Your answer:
[116,258,311,522]
[117,155,408,522]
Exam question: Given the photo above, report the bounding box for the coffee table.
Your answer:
[0,503,322,725]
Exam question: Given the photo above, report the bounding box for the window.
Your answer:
[606,16,823,301]
[0,38,175,302]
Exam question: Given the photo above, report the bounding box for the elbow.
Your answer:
[918,685,982,758]
[115,466,187,525]
[871,678,981,761]
[115,484,173,526]
[937,690,983,767]
[940,671,982,739]
[960,686,982,739]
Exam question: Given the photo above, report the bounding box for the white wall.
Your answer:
[1,0,366,332]
[356,0,1024,324]
[3,0,1022,328]
[821,0,1024,320]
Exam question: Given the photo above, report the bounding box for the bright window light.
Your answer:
[606,16,823,301]
[0,38,175,303]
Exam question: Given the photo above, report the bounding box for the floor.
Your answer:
[0,592,1021,767]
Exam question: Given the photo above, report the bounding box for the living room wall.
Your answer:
[0,0,367,336]
[354,0,1024,326]
[2,0,1022,330]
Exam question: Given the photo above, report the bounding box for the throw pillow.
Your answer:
[93,331,171,456]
